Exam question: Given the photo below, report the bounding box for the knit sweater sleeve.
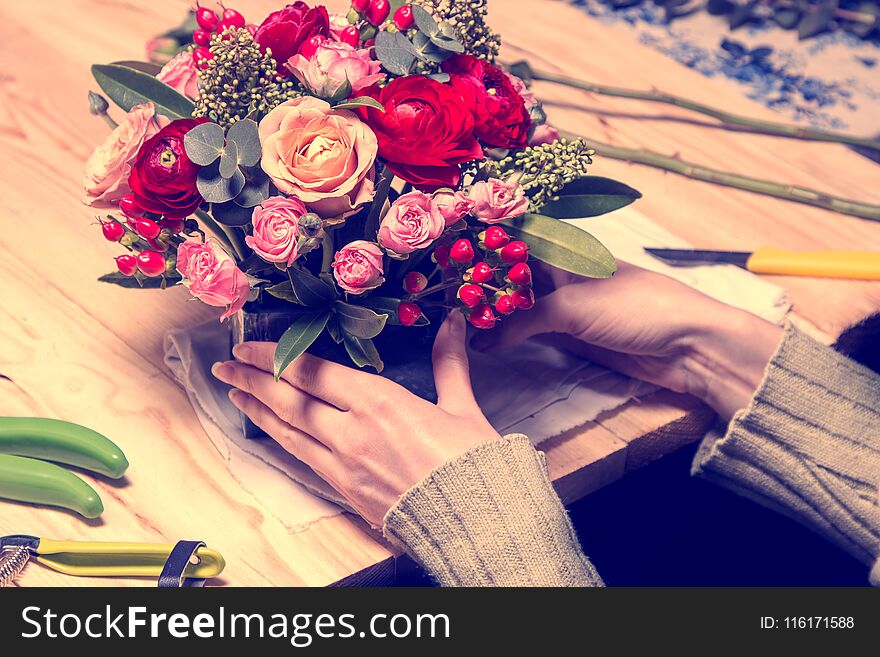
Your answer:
[382,435,604,587]
[692,323,880,586]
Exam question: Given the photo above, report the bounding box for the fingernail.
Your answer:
[448,311,465,335]
[211,361,233,380]
[227,388,244,408]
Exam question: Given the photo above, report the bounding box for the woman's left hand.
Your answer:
[212,312,501,527]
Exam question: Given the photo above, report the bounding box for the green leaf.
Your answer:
[333,96,386,113]
[98,271,181,288]
[274,309,332,379]
[226,119,261,167]
[326,315,345,344]
[184,122,225,166]
[505,60,534,83]
[91,64,194,120]
[111,60,163,76]
[197,161,245,204]
[211,200,253,226]
[507,213,617,279]
[266,281,299,303]
[334,301,388,339]
[343,334,384,373]
[289,267,336,307]
[363,296,430,326]
[537,176,642,218]
[374,31,418,76]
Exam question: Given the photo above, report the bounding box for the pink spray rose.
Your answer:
[328,12,352,40]
[378,191,445,256]
[176,241,250,320]
[505,71,559,146]
[82,103,161,208]
[432,189,475,227]
[287,41,385,99]
[468,178,529,224]
[246,196,308,266]
[505,72,538,112]
[156,51,200,100]
[332,240,384,295]
[259,96,378,218]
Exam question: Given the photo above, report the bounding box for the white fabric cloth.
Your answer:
[164,208,790,527]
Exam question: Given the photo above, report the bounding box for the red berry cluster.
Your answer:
[350,0,414,30]
[192,4,254,69]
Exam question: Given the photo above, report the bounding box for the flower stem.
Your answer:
[365,166,394,240]
[409,279,459,300]
[529,66,880,152]
[195,210,240,258]
[558,131,880,222]
[321,228,335,274]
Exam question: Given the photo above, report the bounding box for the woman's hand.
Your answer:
[212,312,501,527]
[474,262,783,420]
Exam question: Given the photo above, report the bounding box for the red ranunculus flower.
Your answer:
[127,118,208,219]
[442,54,532,149]
[254,2,330,65]
[358,75,483,191]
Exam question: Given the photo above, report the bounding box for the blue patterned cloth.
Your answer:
[570,1,880,135]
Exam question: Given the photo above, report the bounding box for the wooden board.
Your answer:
[0,0,878,587]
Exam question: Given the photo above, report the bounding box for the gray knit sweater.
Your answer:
[383,324,880,586]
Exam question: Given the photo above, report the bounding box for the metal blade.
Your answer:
[643,248,752,268]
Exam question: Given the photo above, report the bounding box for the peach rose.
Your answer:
[468,178,529,224]
[432,189,475,226]
[82,103,161,208]
[177,241,250,320]
[259,96,378,219]
[332,240,384,294]
[157,51,200,100]
[287,41,385,99]
[378,191,445,256]
[246,196,309,266]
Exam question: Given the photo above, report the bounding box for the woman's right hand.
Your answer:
[474,262,783,421]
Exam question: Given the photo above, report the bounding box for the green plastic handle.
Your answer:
[0,454,104,518]
[0,417,128,479]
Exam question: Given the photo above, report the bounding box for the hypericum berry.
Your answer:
[119,194,144,218]
[193,47,214,69]
[339,25,360,47]
[393,5,414,30]
[507,262,532,287]
[365,0,391,25]
[500,240,529,264]
[449,239,475,265]
[299,34,326,58]
[397,301,422,327]
[136,250,166,277]
[403,271,428,294]
[134,218,161,240]
[495,294,515,316]
[351,0,370,10]
[193,29,212,47]
[115,254,138,276]
[160,218,185,234]
[469,261,495,284]
[511,288,535,310]
[196,6,219,31]
[101,220,125,242]
[216,18,241,36]
[146,236,169,252]
[469,304,497,330]
[457,284,486,309]
[483,225,510,250]
[221,7,246,27]
[432,245,451,268]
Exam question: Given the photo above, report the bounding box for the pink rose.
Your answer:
[529,123,559,146]
[468,178,529,224]
[259,96,378,218]
[332,240,384,295]
[432,189,475,227]
[328,12,351,40]
[246,196,308,266]
[505,72,538,111]
[177,241,250,320]
[378,191,445,256]
[287,41,385,99]
[82,103,161,208]
[156,51,200,100]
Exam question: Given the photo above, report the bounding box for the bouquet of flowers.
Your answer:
[83,0,639,379]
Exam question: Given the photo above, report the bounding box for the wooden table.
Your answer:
[1,0,878,586]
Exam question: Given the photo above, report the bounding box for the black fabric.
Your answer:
[158,540,206,588]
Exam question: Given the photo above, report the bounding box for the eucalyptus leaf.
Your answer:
[375,30,417,76]
[219,140,241,179]
[211,200,253,226]
[91,64,194,120]
[197,162,245,204]
[226,119,261,167]
[233,169,271,208]
[273,309,332,379]
[426,72,451,83]
[411,4,440,36]
[430,33,464,53]
[333,96,386,113]
[185,122,225,166]
[98,271,182,289]
[413,31,451,63]
[334,301,388,339]
[343,334,384,373]
[363,297,430,326]
[507,214,617,278]
[537,176,642,218]
[290,267,336,307]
